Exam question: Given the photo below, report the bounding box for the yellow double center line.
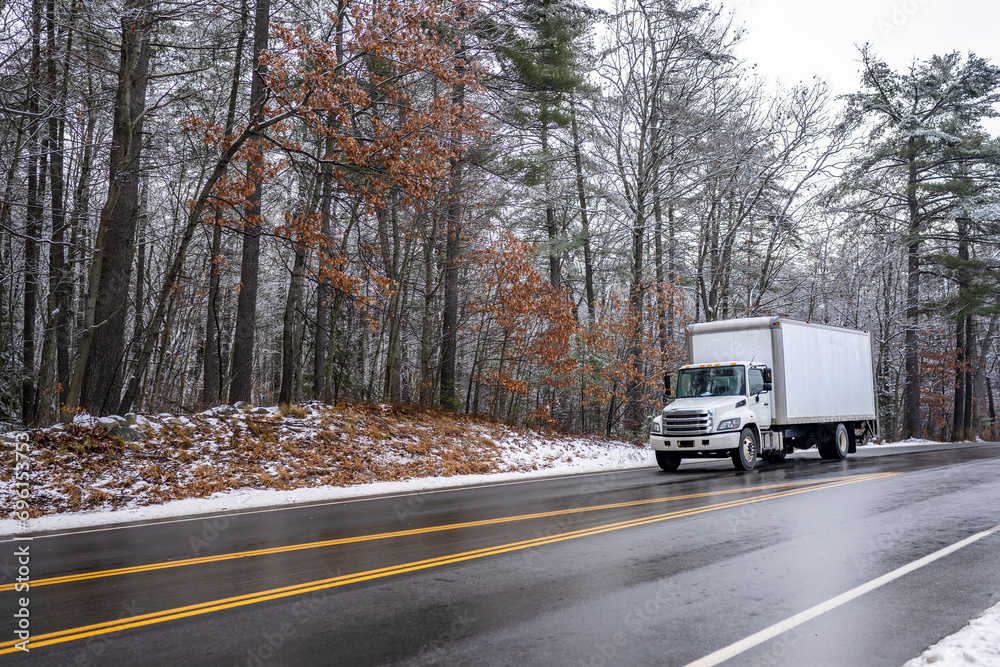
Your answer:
[0,472,897,654]
[0,475,881,592]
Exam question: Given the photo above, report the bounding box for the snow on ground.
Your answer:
[867,438,958,449]
[904,601,1000,667]
[0,443,654,535]
[0,402,654,535]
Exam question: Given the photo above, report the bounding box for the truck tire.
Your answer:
[656,451,681,471]
[732,427,758,471]
[831,423,850,459]
[815,434,833,459]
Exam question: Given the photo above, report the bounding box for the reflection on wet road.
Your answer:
[3,442,1000,665]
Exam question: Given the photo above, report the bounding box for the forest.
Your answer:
[3,0,1000,442]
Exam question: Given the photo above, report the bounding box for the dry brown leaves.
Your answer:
[1,402,591,516]
[0,404,636,516]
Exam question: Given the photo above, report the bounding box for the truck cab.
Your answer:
[649,362,777,471]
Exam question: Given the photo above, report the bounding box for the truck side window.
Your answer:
[749,368,764,395]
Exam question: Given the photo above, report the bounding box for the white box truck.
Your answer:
[648,317,878,471]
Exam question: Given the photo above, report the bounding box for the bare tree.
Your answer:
[229,0,271,404]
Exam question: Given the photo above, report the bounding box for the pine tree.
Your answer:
[843,47,1000,439]
[493,0,594,288]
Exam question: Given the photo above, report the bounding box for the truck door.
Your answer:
[748,367,772,429]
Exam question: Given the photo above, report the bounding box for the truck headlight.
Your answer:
[650,420,661,434]
[717,418,740,431]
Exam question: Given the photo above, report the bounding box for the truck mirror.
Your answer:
[762,368,773,385]
[763,382,773,392]
[664,373,671,397]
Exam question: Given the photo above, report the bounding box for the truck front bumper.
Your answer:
[649,431,740,453]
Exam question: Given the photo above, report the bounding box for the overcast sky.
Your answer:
[731,0,999,100]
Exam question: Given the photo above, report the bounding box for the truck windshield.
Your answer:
[676,366,746,398]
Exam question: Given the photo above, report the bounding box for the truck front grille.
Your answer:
[662,410,712,435]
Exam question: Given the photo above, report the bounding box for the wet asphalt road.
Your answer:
[3,442,1000,666]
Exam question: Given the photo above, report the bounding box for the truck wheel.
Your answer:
[831,423,850,459]
[656,451,681,471]
[732,428,758,471]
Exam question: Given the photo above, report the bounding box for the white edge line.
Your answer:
[685,524,1000,667]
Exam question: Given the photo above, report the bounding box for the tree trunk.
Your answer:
[540,94,559,288]
[279,242,306,405]
[202,0,246,409]
[666,132,677,341]
[973,317,995,433]
[964,315,975,436]
[653,193,667,360]
[953,316,966,441]
[384,208,416,403]
[313,149,333,400]
[313,1,345,401]
[61,89,96,420]
[21,0,43,425]
[419,206,439,405]
[667,200,675,340]
[570,94,595,324]
[22,152,40,424]
[202,221,224,407]
[46,0,72,413]
[988,375,997,435]
[952,216,970,441]
[440,42,466,410]
[230,219,261,404]
[132,235,146,355]
[324,197,361,404]
[624,202,645,434]
[0,120,24,424]
[902,142,921,438]
[229,0,271,404]
[79,0,153,416]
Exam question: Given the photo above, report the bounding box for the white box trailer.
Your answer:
[649,317,878,471]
